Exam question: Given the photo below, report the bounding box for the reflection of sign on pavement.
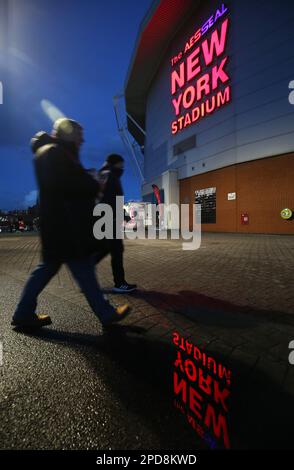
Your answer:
[195,187,216,224]
[281,208,292,220]
[173,332,231,449]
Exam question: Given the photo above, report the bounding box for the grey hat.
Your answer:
[52,118,83,144]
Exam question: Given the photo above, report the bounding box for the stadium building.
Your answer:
[125,0,294,234]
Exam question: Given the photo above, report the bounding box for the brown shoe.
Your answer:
[11,313,52,329]
[102,304,131,327]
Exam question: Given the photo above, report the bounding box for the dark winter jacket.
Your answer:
[96,162,124,240]
[98,162,124,216]
[32,132,100,262]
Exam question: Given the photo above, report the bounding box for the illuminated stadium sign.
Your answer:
[170,4,231,135]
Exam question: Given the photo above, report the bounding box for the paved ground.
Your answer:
[0,232,294,450]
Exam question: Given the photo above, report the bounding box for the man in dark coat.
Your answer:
[95,154,137,293]
[12,118,131,329]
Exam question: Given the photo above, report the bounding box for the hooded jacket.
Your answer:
[32,132,100,262]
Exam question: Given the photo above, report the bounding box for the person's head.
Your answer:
[31,131,54,154]
[106,154,124,176]
[52,118,84,151]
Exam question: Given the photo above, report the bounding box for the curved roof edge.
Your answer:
[124,0,202,145]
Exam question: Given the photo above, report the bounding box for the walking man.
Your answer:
[95,154,137,293]
[12,118,131,329]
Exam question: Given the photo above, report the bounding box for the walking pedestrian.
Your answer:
[12,119,131,329]
[95,154,137,293]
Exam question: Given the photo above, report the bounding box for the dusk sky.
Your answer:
[0,0,152,210]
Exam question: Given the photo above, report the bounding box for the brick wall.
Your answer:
[180,153,294,234]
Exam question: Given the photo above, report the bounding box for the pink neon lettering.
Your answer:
[171,62,185,95]
[202,18,229,66]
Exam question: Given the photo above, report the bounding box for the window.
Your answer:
[195,187,216,224]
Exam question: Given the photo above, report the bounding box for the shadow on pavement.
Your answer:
[130,289,294,329]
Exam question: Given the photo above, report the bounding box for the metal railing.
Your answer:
[113,93,145,183]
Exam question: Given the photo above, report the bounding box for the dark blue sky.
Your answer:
[0,0,151,210]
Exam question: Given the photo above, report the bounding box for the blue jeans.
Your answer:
[13,256,116,324]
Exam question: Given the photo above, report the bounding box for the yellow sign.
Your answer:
[281,208,293,220]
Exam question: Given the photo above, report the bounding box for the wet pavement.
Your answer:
[0,232,294,449]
